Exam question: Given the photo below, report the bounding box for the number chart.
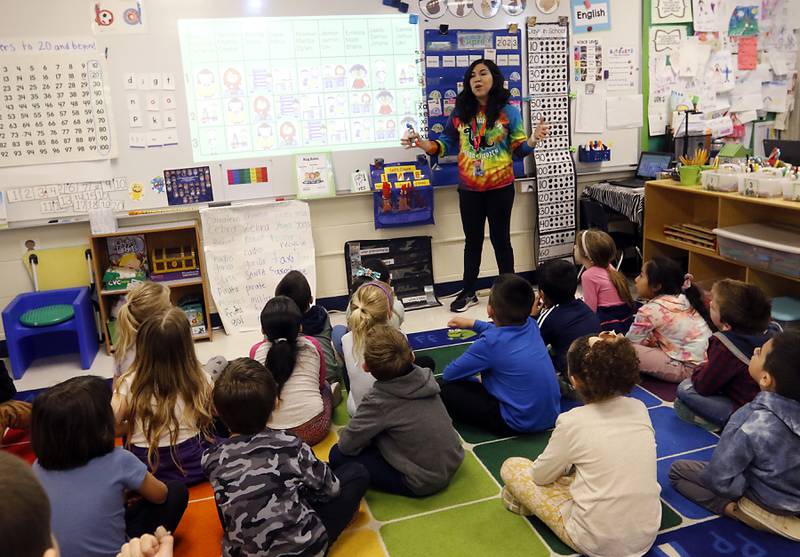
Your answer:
[0,55,115,167]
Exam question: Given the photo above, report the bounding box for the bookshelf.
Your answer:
[89,220,213,354]
[643,180,800,298]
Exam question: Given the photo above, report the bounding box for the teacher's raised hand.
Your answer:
[401,127,438,155]
[527,118,550,148]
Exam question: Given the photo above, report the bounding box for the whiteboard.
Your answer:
[0,0,643,226]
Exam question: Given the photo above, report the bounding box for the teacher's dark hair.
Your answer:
[456,58,509,128]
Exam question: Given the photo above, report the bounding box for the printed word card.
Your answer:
[0,56,115,167]
[5,178,127,214]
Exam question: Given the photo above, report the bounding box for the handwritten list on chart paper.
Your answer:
[200,200,316,334]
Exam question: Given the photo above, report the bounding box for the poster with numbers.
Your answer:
[527,20,578,264]
[0,56,115,167]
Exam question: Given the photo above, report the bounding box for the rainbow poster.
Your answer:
[226,166,269,185]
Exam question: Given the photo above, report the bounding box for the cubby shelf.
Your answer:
[643,180,800,297]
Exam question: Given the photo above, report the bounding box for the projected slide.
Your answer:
[178,16,423,161]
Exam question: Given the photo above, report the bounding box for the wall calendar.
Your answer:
[0,55,115,167]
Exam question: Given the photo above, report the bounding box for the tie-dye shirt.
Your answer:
[435,104,533,191]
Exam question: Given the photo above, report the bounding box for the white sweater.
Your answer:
[531,396,662,557]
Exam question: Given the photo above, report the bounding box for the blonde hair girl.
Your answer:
[574,229,636,333]
[343,281,394,416]
[113,307,214,484]
[113,281,171,380]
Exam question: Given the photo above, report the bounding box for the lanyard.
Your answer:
[471,113,487,152]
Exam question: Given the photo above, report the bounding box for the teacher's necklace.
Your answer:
[471,113,487,152]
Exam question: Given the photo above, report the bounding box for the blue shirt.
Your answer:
[34,447,148,557]
[443,317,560,432]
[538,299,601,373]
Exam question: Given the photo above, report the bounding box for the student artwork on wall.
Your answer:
[503,0,528,16]
[447,0,473,17]
[534,0,558,15]
[652,0,693,24]
[475,0,502,18]
[527,20,577,264]
[692,0,724,32]
[177,15,423,162]
[91,0,146,34]
[419,0,446,18]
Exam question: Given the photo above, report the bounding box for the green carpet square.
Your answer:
[332,396,350,427]
[365,451,498,522]
[414,344,471,376]
[381,499,550,557]
[473,433,553,481]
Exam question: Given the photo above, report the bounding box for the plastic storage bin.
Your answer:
[783,178,800,202]
[701,164,744,192]
[713,223,800,278]
[739,170,790,198]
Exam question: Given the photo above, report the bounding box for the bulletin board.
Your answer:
[0,0,646,228]
[423,27,525,185]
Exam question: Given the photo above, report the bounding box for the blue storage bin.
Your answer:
[578,146,611,162]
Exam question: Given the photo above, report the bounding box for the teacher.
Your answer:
[402,59,549,312]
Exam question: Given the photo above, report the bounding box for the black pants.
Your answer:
[329,443,416,497]
[458,184,516,295]
[126,480,189,538]
[311,461,370,545]
[438,378,519,437]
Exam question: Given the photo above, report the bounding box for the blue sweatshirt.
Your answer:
[702,391,800,514]
[537,299,601,373]
[443,317,560,432]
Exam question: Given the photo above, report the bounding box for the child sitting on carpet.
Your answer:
[330,325,464,496]
[501,333,661,556]
[203,358,369,557]
[573,229,636,333]
[442,274,560,436]
[343,281,396,416]
[113,281,172,385]
[675,279,772,429]
[626,257,713,383]
[0,451,57,557]
[670,332,800,540]
[532,259,600,374]
[275,270,344,395]
[113,308,216,484]
[33,376,188,557]
[250,295,332,446]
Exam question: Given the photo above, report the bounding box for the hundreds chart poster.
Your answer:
[178,16,424,162]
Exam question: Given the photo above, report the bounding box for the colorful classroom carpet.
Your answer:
[3,328,797,556]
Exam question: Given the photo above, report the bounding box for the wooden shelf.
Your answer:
[99,277,204,296]
[644,180,800,298]
[90,220,213,354]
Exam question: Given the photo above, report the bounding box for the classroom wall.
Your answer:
[0,169,633,339]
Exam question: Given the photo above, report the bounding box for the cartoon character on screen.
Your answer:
[279,121,297,146]
[223,68,243,96]
[95,3,114,26]
[196,69,216,98]
[374,60,388,89]
[227,98,246,124]
[255,123,275,151]
[377,90,394,115]
[334,65,347,88]
[350,64,368,89]
[253,96,271,120]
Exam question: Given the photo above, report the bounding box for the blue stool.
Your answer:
[2,287,98,379]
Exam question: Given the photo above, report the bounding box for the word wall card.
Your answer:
[5,178,128,216]
[527,20,578,264]
[0,55,115,167]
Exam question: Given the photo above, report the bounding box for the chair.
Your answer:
[2,287,98,379]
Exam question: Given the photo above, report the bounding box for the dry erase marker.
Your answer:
[406,123,419,146]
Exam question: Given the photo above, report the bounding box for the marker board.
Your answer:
[0,0,642,227]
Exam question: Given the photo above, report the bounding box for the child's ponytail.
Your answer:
[645,257,714,330]
[578,229,633,306]
[259,296,302,395]
[347,282,393,358]
[682,275,715,331]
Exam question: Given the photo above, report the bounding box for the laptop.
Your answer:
[764,139,800,166]
[609,152,673,188]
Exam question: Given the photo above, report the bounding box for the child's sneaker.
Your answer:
[673,399,721,433]
[737,497,800,541]
[450,292,478,313]
[502,486,532,516]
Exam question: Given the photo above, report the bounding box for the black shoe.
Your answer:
[450,292,478,312]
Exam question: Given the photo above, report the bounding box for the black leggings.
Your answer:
[126,480,189,538]
[458,184,516,295]
[311,461,370,544]
[438,378,519,438]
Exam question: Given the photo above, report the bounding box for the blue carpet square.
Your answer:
[650,407,719,458]
[658,448,716,520]
[645,516,798,556]
[629,385,664,409]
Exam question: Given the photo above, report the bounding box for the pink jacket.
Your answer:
[626,294,711,365]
